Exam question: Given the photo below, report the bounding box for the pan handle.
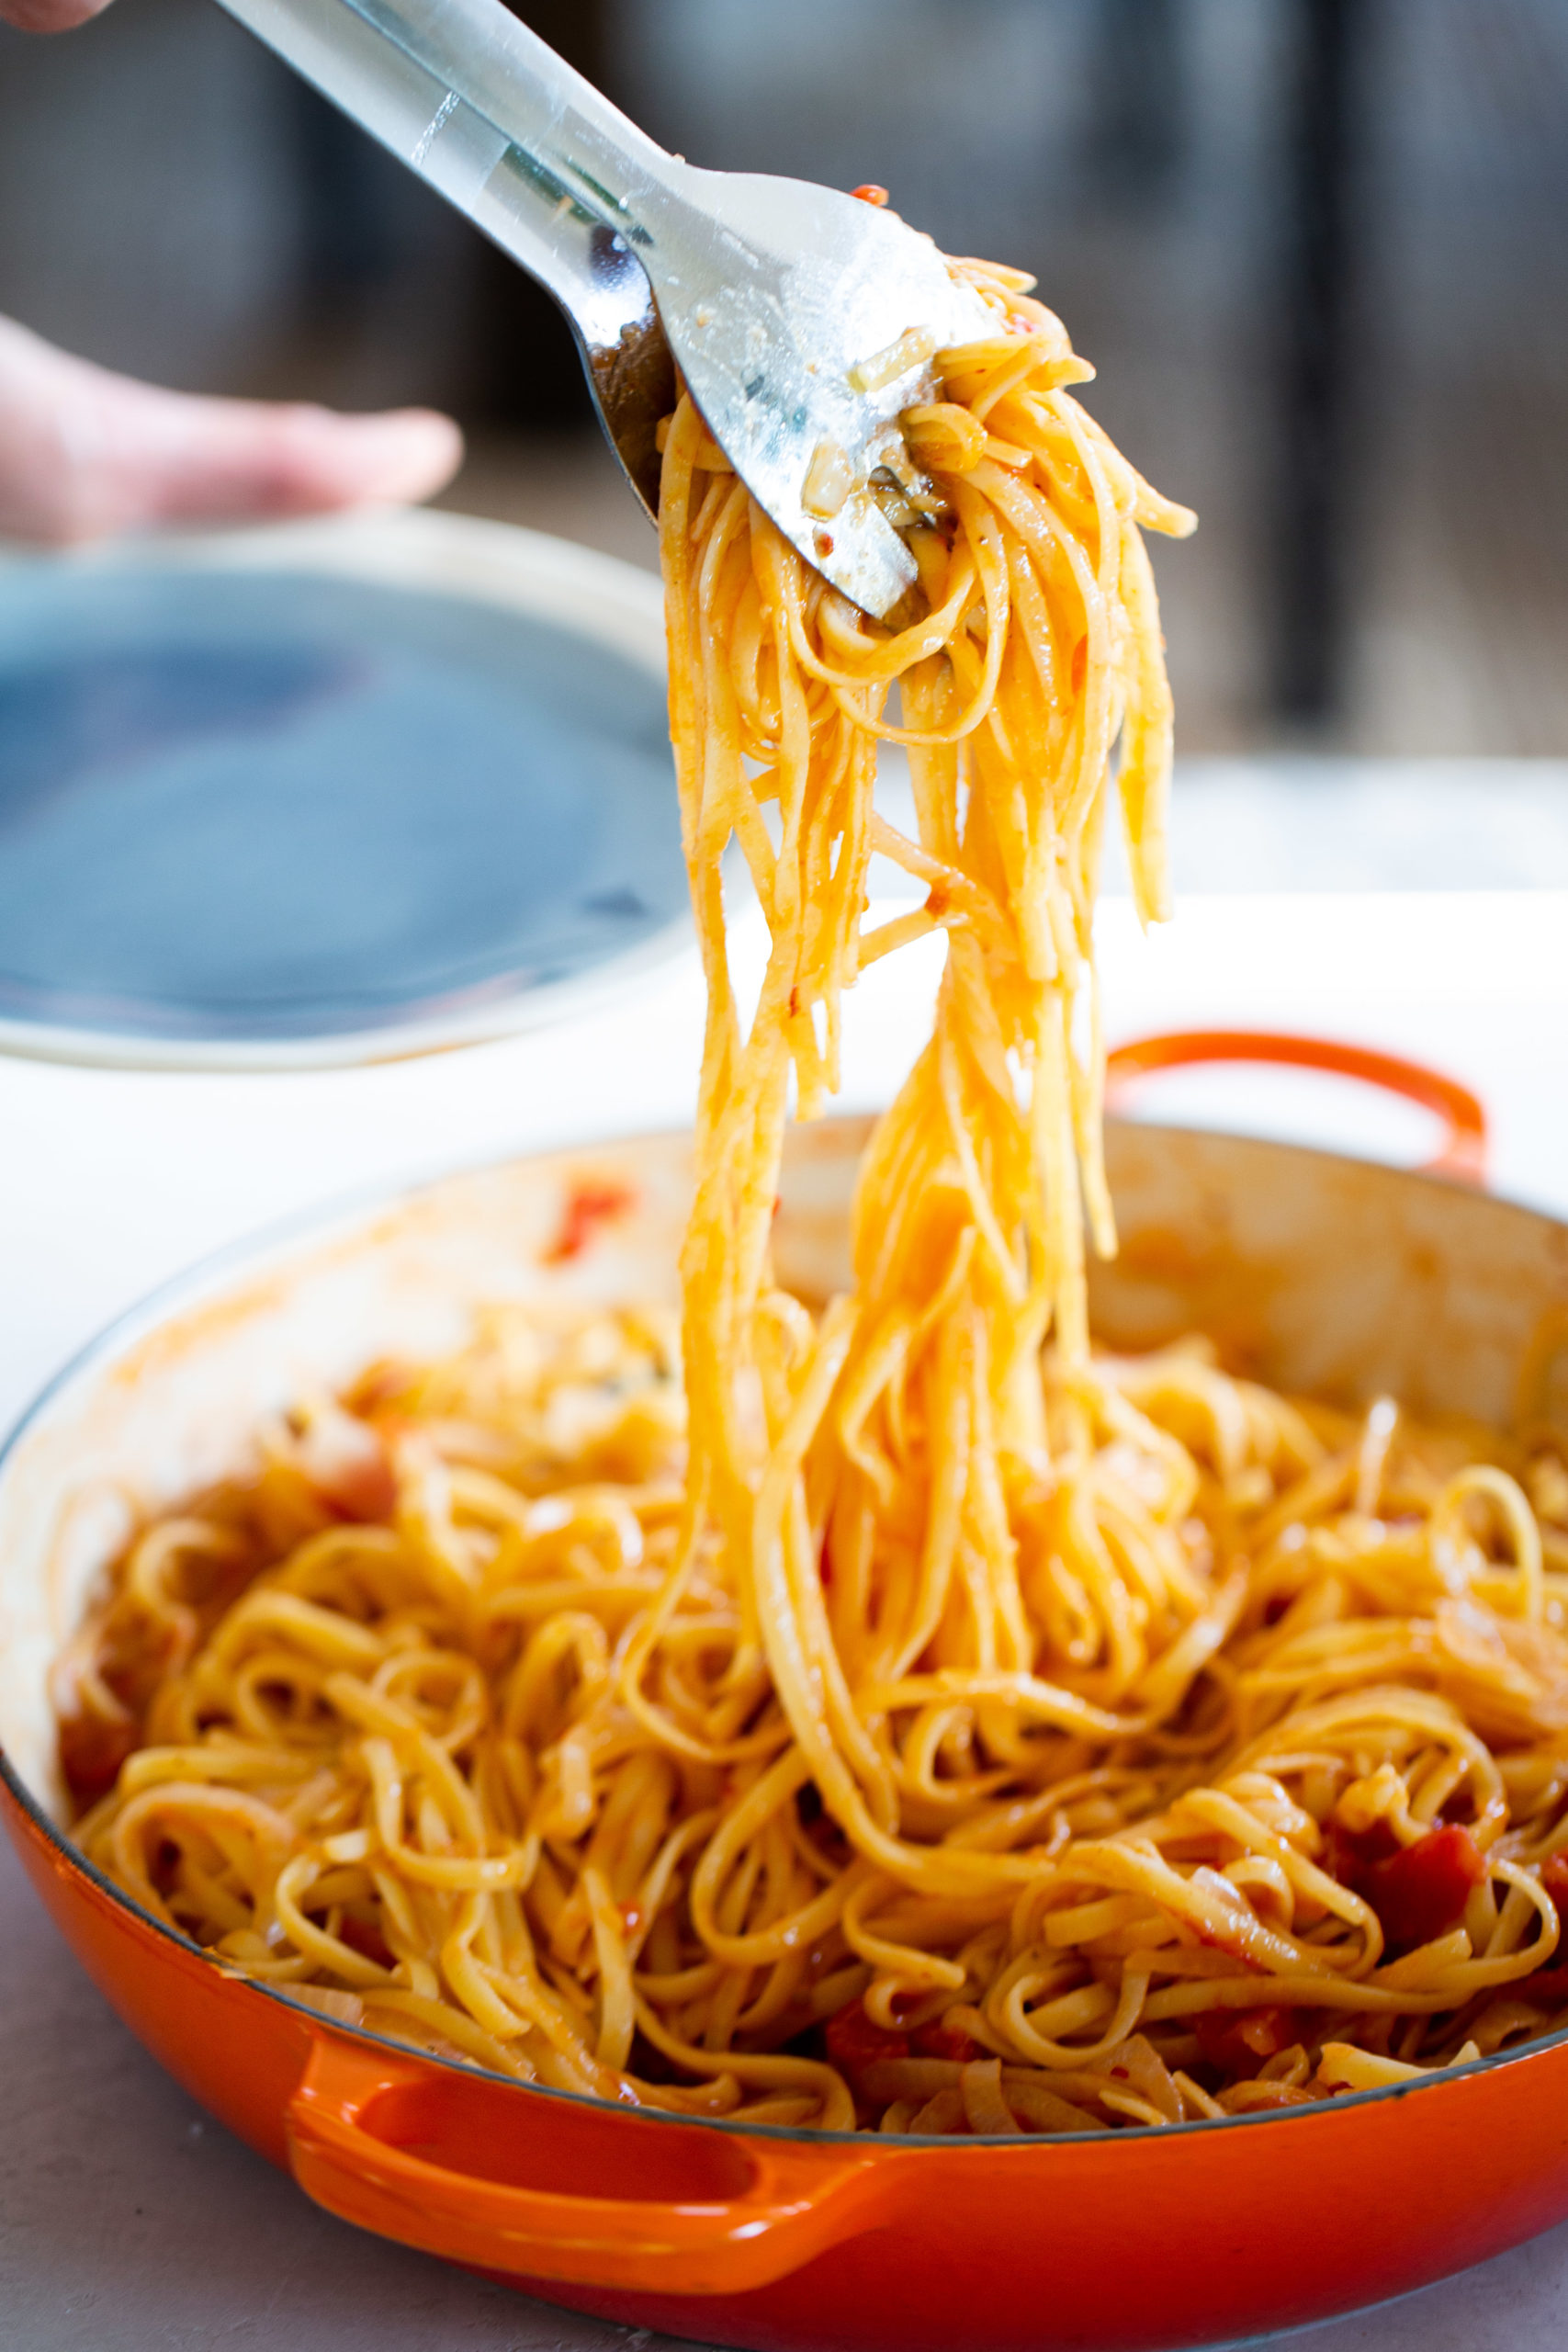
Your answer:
[287,2033,879,2295]
[1104,1029,1488,1187]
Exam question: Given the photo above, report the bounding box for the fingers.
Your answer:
[0,0,114,28]
[0,318,465,544]
[91,385,468,535]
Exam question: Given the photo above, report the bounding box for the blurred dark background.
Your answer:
[2,0,1565,755]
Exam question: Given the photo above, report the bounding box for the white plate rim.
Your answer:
[0,506,685,1072]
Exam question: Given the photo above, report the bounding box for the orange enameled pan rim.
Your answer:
[5,1116,1564,2156]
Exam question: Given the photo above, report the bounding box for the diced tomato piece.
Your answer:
[1322,1818,1485,1953]
[1191,2005,1298,2080]
[911,2021,980,2065]
[338,1914,395,1970]
[57,1709,137,1807]
[1361,1825,1486,1952]
[1514,1853,1568,1999]
[542,1181,636,1265]
[1506,1964,1568,2006]
[825,2001,908,2083]
[1321,1816,1400,1887]
[1506,1960,1568,2007]
[851,183,890,207]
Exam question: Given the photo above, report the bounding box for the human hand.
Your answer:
[1,0,112,30]
[0,318,464,543]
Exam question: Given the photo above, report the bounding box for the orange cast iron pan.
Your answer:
[4,1031,1567,2352]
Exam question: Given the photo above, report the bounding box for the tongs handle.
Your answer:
[209,0,676,316]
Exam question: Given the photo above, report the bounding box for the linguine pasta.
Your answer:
[57,245,1568,2135]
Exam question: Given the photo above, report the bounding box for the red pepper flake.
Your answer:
[543,1179,636,1265]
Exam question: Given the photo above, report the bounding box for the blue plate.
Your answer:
[0,547,685,1063]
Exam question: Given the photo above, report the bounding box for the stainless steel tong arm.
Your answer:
[215,0,677,345]
[211,0,992,615]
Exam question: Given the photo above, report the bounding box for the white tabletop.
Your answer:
[1,883,1564,1434]
[6,755,1568,2347]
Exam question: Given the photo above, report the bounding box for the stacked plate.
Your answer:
[0,510,687,1069]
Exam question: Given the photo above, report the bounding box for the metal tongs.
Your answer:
[210,0,991,619]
